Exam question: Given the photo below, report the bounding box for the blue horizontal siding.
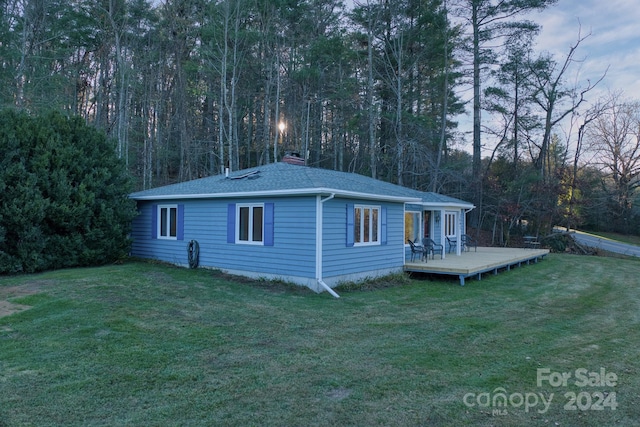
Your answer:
[130,200,189,265]
[131,197,318,279]
[321,198,405,280]
[214,197,317,277]
[130,196,469,287]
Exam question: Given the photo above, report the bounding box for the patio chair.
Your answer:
[524,235,541,249]
[462,234,477,252]
[422,238,443,260]
[446,236,457,253]
[407,239,427,262]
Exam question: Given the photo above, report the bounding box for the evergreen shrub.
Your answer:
[0,110,137,273]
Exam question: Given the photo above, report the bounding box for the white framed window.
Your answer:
[237,203,264,244]
[354,205,380,245]
[445,211,457,237]
[158,205,178,240]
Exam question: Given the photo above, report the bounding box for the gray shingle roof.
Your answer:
[130,162,473,207]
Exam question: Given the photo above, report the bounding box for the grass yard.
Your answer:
[585,231,640,247]
[1,254,639,426]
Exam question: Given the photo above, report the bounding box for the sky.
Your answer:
[531,0,640,100]
[454,0,640,152]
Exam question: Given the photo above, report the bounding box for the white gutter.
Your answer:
[130,187,422,204]
[416,202,475,210]
[316,193,340,298]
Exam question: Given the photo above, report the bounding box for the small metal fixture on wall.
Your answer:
[435,211,441,224]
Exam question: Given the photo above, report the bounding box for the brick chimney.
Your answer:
[282,151,305,166]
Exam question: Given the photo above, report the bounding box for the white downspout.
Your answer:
[456,210,462,256]
[464,207,475,233]
[316,193,340,298]
[318,279,340,298]
[439,209,446,259]
[461,207,475,254]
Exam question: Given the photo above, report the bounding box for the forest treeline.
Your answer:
[2,0,639,239]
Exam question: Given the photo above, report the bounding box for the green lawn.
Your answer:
[584,230,640,247]
[1,255,639,426]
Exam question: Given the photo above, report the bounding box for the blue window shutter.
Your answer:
[264,203,274,246]
[177,204,185,241]
[227,203,236,243]
[151,204,158,239]
[346,203,354,247]
[381,206,387,245]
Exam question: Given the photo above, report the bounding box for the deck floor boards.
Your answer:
[404,246,549,285]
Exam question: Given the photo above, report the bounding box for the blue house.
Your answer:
[129,161,474,295]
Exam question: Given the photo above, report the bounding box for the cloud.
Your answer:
[533,0,640,99]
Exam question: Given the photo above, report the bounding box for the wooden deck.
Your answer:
[404,246,550,285]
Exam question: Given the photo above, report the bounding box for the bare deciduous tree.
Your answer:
[587,92,640,233]
[528,29,606,180]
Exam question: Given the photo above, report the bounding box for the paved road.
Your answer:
[564,229,640,257]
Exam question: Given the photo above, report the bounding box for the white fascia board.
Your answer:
[417,201,475,210]
[130,187,422,204]
[419,202,475,210]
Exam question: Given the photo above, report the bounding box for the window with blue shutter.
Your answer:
[348,203,382,246]
[264,203,274,246]
[381,206,387,245]
[153,204,184,240]
[177,204,185,241]
[229,202,273,245]
[227,203,236,243]
[346,203,355,247]
[151,204,158,239]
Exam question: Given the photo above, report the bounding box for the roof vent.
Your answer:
[228,170,261,180]
[282,151,305,166]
